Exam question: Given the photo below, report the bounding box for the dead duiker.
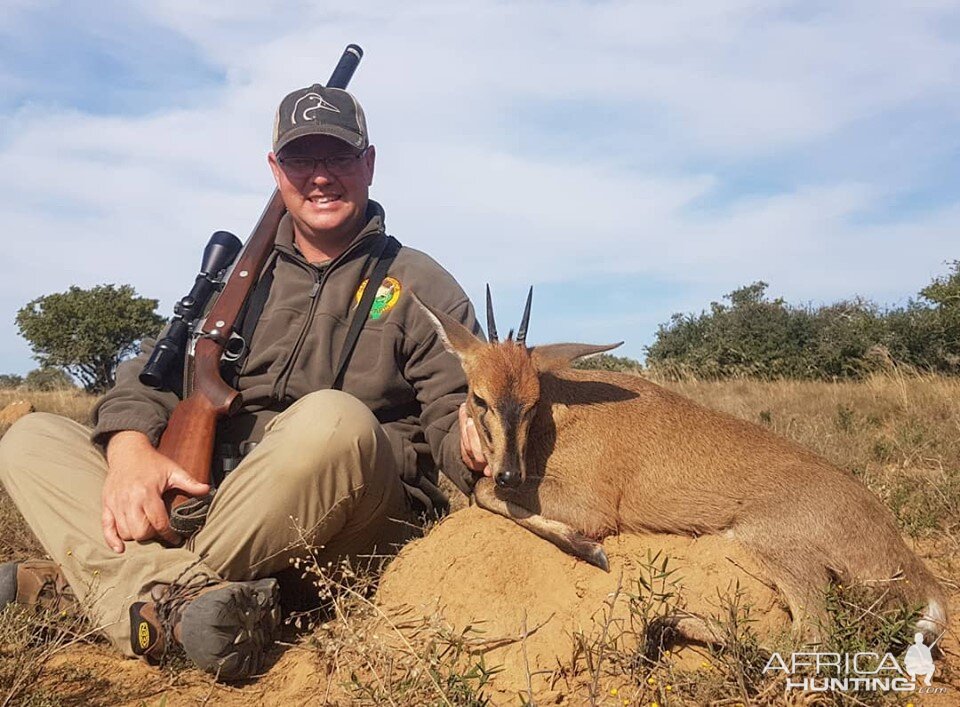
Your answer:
[417,288,948,646]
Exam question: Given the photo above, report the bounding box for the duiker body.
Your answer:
[418,290,947,643]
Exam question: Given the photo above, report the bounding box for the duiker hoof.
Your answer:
[584,544,609,572]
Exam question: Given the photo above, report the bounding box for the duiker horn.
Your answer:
[516,287,533,345]
[485,284,499,343]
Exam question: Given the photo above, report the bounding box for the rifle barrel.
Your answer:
[327,44,363,89]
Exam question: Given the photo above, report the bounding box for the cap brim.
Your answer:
[274,124,367,153]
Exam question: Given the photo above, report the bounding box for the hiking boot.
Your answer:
[130,573,280,681]
[0,560,77,613]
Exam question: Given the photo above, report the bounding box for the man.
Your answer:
[0,84,488,680]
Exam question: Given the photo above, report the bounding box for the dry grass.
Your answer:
[0,374,957,705]
[0,389,93,438]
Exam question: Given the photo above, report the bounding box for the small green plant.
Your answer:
[0,601,101,705]
[558,552,687,704]
[701,585,774,704]
[835,404,856,432]
[286,539,502,706]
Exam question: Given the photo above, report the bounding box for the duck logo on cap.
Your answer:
[291,92,341,124]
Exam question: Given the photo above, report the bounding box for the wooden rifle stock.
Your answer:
[160,191,286,532]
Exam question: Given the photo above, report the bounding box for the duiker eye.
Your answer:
[472,394,489,410]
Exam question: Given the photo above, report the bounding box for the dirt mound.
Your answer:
[377,506,790,698]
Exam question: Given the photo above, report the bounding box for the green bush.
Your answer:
[572,353,643,373]
[647,263,959,380]
[0,375,24,390]
[24,367,76,391]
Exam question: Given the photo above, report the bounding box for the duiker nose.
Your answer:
[495,469,521,488]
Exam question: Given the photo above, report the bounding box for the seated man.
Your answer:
[0,83,487,680]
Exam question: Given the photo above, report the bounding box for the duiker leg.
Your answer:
[473,478,609,571]
[755,558,831,645]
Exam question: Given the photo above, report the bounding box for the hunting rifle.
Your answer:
[140,44,365,542]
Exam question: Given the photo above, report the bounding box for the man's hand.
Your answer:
[101,431,210,553]
[458,403,489,475]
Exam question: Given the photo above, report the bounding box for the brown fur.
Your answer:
[417,297,948,644]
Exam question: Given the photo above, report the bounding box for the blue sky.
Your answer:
[1,0,958,375]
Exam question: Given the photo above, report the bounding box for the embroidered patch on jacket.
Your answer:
[354,276,402,320]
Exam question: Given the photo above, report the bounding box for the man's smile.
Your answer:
[307,193,342,205]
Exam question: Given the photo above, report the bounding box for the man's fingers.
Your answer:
[166,468,210,497]
[466,419,486,463]
[101,505,124,553]
[143,496,172,536]
[143,497,180,546]
[458,403,489,474]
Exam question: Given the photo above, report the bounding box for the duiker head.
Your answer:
[416,287,622,488]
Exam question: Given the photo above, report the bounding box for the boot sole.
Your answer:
[178,578,281,681]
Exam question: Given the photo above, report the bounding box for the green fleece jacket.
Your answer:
[91,201,480,503]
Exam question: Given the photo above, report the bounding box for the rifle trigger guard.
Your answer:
[221,332,247,363]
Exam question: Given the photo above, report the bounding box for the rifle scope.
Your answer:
[139,230,243,389]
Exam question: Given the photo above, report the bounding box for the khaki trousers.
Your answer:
[0,390,414,656]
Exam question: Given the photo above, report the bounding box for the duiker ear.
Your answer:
[530,342,624,373]
[411,292,484,361]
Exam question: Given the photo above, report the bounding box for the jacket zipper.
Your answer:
[272,233,382,402]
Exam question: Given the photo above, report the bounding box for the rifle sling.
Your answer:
[231,252,277,381]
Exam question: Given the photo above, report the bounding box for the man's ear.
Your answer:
[363,144,376,186]
[530,342,624,373]
[267,152,283,189]
[411,293,484,362]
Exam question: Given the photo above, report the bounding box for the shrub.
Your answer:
[647,263,959,380]
[0,375,23,390]
[24,367,76,392]
[573,353,643,373]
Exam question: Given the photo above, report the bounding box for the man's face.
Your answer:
[268,135,376,244]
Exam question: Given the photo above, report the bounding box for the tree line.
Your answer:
[644,261,959,380]
[3,262,957,392]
